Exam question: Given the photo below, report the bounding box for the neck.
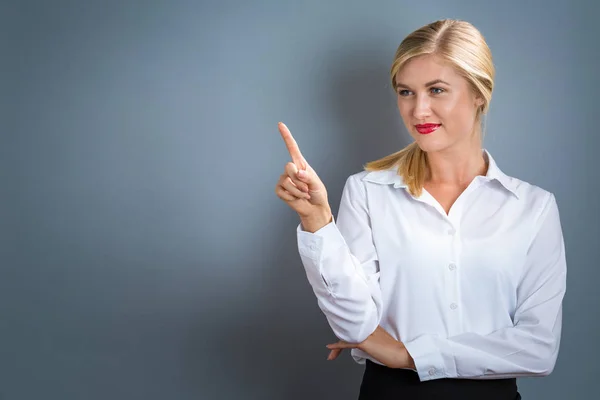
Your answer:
[426,143,488,186]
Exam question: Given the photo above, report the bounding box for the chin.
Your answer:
[413,137,448,153]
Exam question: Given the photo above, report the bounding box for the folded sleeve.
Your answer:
[404,193,567,381]
[296,174,383,343]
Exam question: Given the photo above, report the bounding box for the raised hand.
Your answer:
[275,122,332,231]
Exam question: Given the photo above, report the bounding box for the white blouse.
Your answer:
[296,150,567,382]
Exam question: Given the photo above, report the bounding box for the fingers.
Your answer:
[275,186,297,202]
[285,163,310,192]
[327,348,342,361]
[281,176,311,200]
[275,174,310,202]
[326,341,356,350]
[278,122,306,169]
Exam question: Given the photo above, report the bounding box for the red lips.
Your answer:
[415,123,441,134]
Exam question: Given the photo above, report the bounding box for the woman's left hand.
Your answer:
[326,326,416,370]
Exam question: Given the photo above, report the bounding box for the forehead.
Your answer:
[395,54,461,85]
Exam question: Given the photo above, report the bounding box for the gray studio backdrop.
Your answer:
[3,1,598,399]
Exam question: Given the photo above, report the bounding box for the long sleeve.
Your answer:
[404,193,567,381]
[296,174,383,343]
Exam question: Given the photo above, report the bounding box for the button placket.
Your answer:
[446,222,461,334]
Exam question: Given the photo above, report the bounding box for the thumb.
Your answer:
[297,169,308,180]
[297,163,315,182]
[296,164,322,192]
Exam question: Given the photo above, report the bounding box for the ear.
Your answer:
[475,97,484,107]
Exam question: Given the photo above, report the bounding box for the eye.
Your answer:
[397,89,412,96]
[430,87,445,94]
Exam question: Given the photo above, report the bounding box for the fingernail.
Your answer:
[298,170,306,177]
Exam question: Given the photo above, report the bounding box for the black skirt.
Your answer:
[358,360,521,400]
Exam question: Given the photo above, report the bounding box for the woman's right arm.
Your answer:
[275,122,383,343]
[296,174,383,344]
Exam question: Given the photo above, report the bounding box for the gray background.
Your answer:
[2,0,598,399]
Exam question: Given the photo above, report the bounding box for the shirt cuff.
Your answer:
[403,334,456,381]
[296,217,345,261]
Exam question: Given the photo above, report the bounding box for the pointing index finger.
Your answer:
[278,122,306,169]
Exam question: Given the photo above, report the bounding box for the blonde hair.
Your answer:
[364,19,495,196]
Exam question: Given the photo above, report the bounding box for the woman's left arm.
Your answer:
[405,193,566,381]
[328,193,567,382]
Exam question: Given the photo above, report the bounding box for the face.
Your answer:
[394,54,484,154]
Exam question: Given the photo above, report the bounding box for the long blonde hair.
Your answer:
[364,19,495,196]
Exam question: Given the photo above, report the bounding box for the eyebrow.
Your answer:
[395,79,450,89]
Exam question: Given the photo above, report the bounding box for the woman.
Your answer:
[275,19,566,399]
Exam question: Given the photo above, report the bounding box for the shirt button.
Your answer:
[447,228,456,236]
[428,368,436,376]
[309,244,316,251]
[450,303,458,310]
[448,263,456,271]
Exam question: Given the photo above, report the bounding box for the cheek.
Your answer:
[435,99,474,126]
[434,97,458,119]
[440,110,477,138]
[397,101,412,120]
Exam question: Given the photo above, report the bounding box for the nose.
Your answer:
[412,94,431,120]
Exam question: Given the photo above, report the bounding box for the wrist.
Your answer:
[402,343,416,369]
[389,342,415,370]
[300,208,332,233]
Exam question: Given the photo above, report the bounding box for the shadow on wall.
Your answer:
[181,38,410,400]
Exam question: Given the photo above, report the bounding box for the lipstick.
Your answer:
[415,123,441,134]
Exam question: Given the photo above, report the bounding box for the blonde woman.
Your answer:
[275,19,566,400]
